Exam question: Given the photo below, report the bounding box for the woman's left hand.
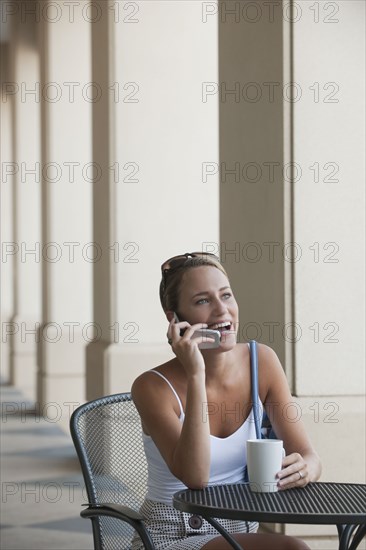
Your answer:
[276,452,308,490]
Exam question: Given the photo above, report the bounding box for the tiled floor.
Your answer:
[1,384,94,550]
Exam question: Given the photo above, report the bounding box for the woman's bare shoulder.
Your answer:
[131,358,180,405]
[236,341,279,370]
[257,342,286,376]
[131,358,184,435]
[256,342,292,404]
[257,341,279,359]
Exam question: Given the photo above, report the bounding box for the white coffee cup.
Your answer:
[246,439,284,493]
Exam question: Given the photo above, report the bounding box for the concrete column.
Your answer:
[218,0,290,372]
[38,0,92,415]
[86,0,220,397]
[85,0,117,400]
[3,3,41,399]
[0,40,14,384]
[219,0,365,545]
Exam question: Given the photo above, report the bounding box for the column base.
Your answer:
[37,323,87,411]
[36,372,85,433]
[1,312,12,383]
[8,315,39,401]
[86,341,174,400]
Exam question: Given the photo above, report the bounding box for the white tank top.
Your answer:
[142,368,263,506]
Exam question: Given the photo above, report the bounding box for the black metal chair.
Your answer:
[70,392,155,550]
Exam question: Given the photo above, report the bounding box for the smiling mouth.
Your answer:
[208,322,233,333]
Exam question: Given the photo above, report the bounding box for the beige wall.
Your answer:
[106,0,220,392]
[292,0,365,488]
[292,5,366,529]
[293,0,365,397]
[114,0,220,343]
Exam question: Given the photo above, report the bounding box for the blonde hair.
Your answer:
[159,254,228,313]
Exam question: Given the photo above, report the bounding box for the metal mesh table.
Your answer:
[173,482,366,550]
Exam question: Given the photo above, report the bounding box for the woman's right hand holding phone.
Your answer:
[167,318,212,376]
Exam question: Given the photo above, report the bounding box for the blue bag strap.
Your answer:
[249,340,262,440]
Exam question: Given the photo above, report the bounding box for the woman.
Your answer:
[132,252,321,550]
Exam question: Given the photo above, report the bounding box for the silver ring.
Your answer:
[298,471,304,480]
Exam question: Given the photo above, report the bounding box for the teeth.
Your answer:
[210,322,231,330]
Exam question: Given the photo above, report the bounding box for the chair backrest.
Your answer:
[70,393,148,550]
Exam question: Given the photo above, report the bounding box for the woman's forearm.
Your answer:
[303,450,322,482]
[171,371,211,488]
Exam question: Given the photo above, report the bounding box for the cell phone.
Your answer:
[173,313,221,349]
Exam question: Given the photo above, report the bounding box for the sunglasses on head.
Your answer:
[161,252,219,275]
[160,252,221,293]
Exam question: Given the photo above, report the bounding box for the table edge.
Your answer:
[173,498,366,525]
[172,482,366,526]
